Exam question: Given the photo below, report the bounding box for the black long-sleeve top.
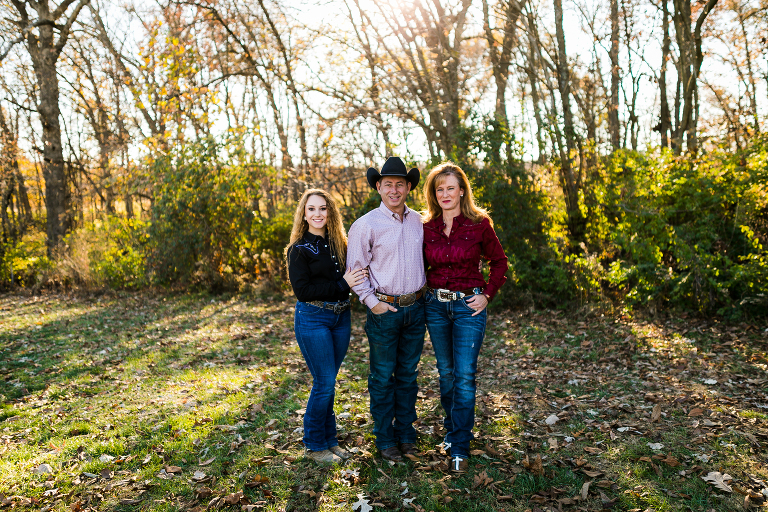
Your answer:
[287,232,351,302]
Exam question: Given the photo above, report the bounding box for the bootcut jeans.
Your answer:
[424,289,487,459]
[364,296,426,450]
[293,300,351,452]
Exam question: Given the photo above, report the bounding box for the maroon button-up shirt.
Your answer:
[423,213,508,301]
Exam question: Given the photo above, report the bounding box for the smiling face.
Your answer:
[435,173,463,214]
[377,176,411,213]
[304,194,328,235]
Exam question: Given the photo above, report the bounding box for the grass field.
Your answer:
[0,292,766,511]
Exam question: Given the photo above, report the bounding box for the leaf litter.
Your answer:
[0,294,765,510]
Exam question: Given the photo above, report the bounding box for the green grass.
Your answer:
[0,293,766,511]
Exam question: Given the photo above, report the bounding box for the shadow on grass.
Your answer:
[1,295,765,511]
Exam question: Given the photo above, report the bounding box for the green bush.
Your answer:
[586,142,768,317]
[87,218,149,289]
[449,115,572,307]
[0,231,52,289]
[146,135,284,289]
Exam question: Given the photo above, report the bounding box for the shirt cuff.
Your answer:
[483,285,499,302]
[336,279,350,292]
[362,295,381,309]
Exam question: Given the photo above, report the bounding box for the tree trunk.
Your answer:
[256,0,308,173]
[672,0,718,153]
[31,25,71,253]
[0,109,31,228]
[659,0,672,148]
[523,6,546,164]
[553,0,584,243]
[609,0,621,150]
[482,0,525,163]
[13,0,89,254]
[736,4,760,134]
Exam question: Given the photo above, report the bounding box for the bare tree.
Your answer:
[672,0,719,152]
[482,0,526,162]
[553,0,585,241]
[657,0,674,149]
[609,0,621,149]
[5,0,90,253]
[357,0,477,159]
[0,105,33,239]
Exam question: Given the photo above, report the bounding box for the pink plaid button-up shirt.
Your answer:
[346,202,426,309]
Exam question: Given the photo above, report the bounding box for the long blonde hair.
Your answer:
[423,162,491,225]
[284,189,348,265]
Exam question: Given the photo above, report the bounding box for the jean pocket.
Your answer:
[460,295,479,311]
[296,302,323,315]
[424,290,434,305]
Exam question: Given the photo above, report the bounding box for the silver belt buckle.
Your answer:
[436,289,454,302]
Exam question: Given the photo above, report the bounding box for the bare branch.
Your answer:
[54,0,91,55]
[0,34,25,62]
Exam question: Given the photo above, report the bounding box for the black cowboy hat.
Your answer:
[366,157,420,190]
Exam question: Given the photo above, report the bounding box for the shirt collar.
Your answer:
[436,211,467,230]
[453,212,468,225]
[378,201,412,219]
[302,231,326,243]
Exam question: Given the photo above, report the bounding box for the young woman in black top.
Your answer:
[285,189,367,464]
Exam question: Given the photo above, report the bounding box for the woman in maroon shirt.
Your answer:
[422,162,508,472]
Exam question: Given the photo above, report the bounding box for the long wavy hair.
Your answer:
[423,162,491,226]
[284,189,348,266]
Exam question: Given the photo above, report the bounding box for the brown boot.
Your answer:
[380,446,403,462]
[448,455,468,473]
[329,445,352,460]
[305,449,342,464]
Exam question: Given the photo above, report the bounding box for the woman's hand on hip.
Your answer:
[466,293,489,316]
[344,267,368,287]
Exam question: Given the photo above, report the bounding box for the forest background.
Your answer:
[1,0,767,318]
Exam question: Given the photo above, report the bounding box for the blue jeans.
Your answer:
[364,297,426,450]
[424,289,487,458]
[294,301,351,452]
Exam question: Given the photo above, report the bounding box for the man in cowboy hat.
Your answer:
[346,156,426,462]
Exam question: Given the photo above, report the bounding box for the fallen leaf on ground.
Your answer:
[352,493,373,512]
[702,471,733,492]
[33,464,53,475]
[224,491,244,504]
[522,454,544,476]
[581,481,591,500]
[651,403,661,422]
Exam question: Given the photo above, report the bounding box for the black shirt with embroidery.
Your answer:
[287,232,350,302]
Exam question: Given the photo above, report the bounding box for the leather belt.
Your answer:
[428,287,483,302]
[306,300,350,314]
[374,288,425,307]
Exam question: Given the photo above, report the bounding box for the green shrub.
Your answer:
[52,218,149,289]
[0,231,52,289]
[87,218,149,289]
[448,115,572,307]
[587,143,768,317]
[145,135,283,289]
